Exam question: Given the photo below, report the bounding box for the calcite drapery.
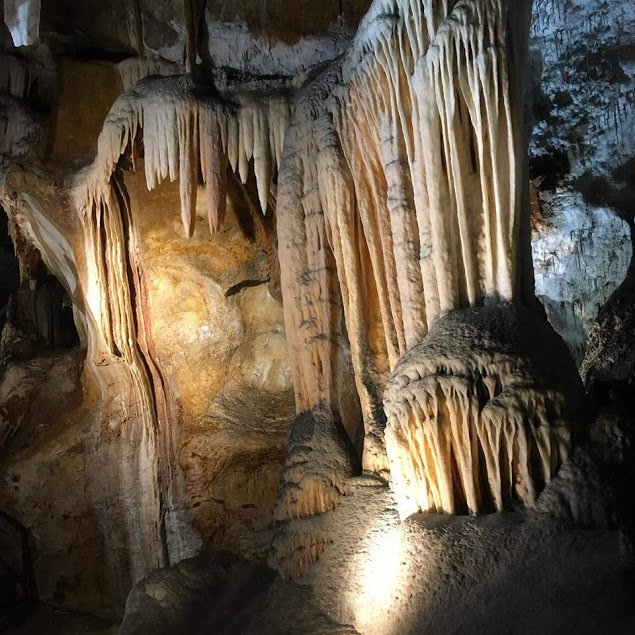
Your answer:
[277,0,535,471]
[383,304,583,518]
[74,76,291,238]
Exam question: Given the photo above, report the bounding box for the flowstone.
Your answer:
[384,304,585,518]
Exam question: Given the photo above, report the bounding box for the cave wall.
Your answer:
[0,0,633,619]
[0,50,299,607]
[529,0,635,363]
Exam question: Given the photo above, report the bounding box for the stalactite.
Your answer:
[0,54,34,99]
[74,76,291,238]
[231,92,291,213]
[276,66,349,432]
[277,0,534,471]
[0,95,41,168]
[3,0,40,47]
[383,304,582,519]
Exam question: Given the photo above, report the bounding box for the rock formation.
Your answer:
[384,304,582,518]
[529,0,634,362]
[0,0,633,632]
[278,0,536,477]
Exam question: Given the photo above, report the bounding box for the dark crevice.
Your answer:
[224,277,270,297]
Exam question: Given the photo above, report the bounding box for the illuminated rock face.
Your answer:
[3,0,40,47]
[0,0,601,616]
[0,57,297,601]
[383,304,584,518]
[277,0,535,473]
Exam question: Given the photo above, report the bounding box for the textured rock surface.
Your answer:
[383,304,584,518]
[581,251,635,389]
[532,191,631,363]
[118,479,635,635]
[0,351,111,610]
[307,483,634,634]
[124,168,295,561]
[529,0,635,361]
[119,549,358,635]
[0,65,297,610]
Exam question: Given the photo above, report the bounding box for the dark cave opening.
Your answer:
[0,207,80,357]
[0,211,19,335]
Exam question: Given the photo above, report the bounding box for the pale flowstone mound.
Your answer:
[269,404,361,578]
[383,304,585,518]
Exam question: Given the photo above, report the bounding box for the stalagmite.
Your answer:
[277,0,535,472]
[383,304,584,518]
[3,0,40,47]
[270,403,361,579]
[274,404,361,522]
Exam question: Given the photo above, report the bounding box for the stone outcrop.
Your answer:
[529,0,635,362]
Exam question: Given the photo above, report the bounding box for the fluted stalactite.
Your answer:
[277,0,534,472]
[383,305,582,518]
[75,76,291,239]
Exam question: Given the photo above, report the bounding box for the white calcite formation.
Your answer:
[383,304,584,519]
[529,0,635,362]
[74,75,291,238]
[277,0,535,473]
[3,0,40,47]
